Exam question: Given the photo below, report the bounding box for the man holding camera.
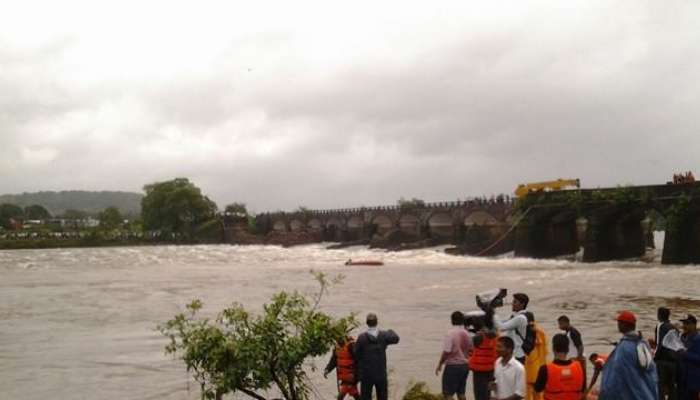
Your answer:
[493,293,530,365]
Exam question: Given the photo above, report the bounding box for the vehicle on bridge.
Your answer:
[514,178,580,198]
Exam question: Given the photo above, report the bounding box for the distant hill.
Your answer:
[0,191,143,216]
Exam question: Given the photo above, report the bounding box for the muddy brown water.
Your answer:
[1,238,699,399]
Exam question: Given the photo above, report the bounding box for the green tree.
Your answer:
[159,272,356,400]
[23,204,51,220]
[0,203,24,229]
[141,178,218,239]
[224,202,248,217]
[397,197,426,210]
[98,206,124,230]
[295,206,312,215]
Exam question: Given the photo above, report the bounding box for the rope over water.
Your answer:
[475,206,532,256]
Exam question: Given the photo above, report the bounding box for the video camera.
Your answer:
[463,310,486,333]
[476,288,508,312]
[462,289,507,333]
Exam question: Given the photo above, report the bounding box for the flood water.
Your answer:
[1,236,699,400]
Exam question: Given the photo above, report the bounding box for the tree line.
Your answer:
[1,178,252,244]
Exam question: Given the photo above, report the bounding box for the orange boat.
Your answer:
[345,259,383,266]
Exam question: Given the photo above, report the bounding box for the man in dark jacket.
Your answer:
[353,313,400,400]
[678,314,700,400]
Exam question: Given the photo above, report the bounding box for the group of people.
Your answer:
[324,293,700,400]
[672,171,696,184]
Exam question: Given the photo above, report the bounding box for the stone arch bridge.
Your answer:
[253,199,516,254]
[225,182,700,264]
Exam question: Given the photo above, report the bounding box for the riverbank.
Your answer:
[0,237,221,250]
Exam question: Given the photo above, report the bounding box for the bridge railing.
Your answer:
[261,194,515,219]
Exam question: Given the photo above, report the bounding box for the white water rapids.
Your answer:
[1,235,699,399]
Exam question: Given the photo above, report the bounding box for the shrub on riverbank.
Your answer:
[159,271,357,400]
[401,381,442,400]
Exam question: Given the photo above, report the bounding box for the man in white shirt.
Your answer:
[493,293,529,364]
[492,336,525,400]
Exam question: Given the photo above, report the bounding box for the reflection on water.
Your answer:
[1,242,698,400]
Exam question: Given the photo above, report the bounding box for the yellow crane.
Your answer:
[514,178,580,198]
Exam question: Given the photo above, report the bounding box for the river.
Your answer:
[1,235,699,399]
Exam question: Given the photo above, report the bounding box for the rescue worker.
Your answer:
[469,315,498,400]
[557,315,586,390]
[524,312,548,400]
[324,335,360,400]
[533,333,585,400]
[599,311,657,400]
[585,353,608,397]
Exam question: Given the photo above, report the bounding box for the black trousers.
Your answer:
[360,377,388,400]
[680,389,699,400]
[472,370,494,400]
[656,360,677,400]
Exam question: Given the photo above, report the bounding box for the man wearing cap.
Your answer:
[677,314,700,400]
[493,293,530,364]
[599,310,657,400]
[354,313,400,400]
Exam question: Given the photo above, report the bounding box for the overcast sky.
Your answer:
[1,1,699,212]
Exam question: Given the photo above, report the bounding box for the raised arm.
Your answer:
[383,329,400,345]
[494,314,525,332]
[324,352,337,377]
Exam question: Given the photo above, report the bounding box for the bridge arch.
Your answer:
[347,215,364,229]
[464,211,499,226]
[371,214,394,235]
[307,218,322,231]
[326,216,344,229]
[398,214,420,236]
[428,212,454,238]
[272,220,287,232]
[289,219,304,232]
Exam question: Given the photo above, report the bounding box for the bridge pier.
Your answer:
[514,209,579,258]
[582,207,646,262]
[459,224,514,256]
[662,204,700,264]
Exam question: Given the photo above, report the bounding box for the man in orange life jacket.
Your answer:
[325,335,360,400]
[533,333,585,400]
[468,314,498,400]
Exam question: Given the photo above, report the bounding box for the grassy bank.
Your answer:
[0,237,222,250]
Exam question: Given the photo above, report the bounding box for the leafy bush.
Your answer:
[401,382,442,400]
[159,272,357,400]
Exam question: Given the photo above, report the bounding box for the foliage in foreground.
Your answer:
[159,271,356,400]
[401,381,443,400]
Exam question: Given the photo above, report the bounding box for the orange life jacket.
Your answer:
[544,361,584,400]
[335,338,356,383]
[470,334,498,372]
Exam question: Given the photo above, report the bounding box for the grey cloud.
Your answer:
[1,2,699,211]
